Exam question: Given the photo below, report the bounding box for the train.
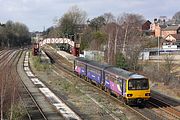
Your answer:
[74,57,150,105]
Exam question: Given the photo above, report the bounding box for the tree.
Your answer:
[161,54,177,85]
[44,26,63,38]
[0,20,31,48]
[89,31,107,50]
[89,16,105,31]
[59,5,87,36]
[103,13,115,24]
[116,53,128,69]
[118,13,145,70]
[103,22,118,64]
[172,11,180,24]
[80,28,92,51]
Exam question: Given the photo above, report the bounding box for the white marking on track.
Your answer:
[39,88,81,120]
[53,70,59,75]
[26,71,34,77]
[24,63,29,67]
[31,78,45,87]
[24,67,30,71]
[23,51,81,120]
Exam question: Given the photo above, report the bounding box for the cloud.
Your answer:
[0,0,179,31]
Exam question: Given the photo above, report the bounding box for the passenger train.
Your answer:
[74,57,150,105]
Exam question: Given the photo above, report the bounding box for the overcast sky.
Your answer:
[0,0,179,32]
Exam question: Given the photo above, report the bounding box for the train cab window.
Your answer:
[128,79,149,90]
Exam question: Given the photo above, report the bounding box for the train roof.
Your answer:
[75,57,146,79]
[75,57,111,70]
[104,67,146,79]
[75,57,90,63]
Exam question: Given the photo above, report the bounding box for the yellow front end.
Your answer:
[126,89,150,100]
[125,79,150,104]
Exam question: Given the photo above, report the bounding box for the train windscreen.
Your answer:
[128,79,149,90]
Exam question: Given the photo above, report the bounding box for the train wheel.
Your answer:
[85,77,88,81]
[107,89,111,95]
[123,99,128,105]
[101,85,104,90]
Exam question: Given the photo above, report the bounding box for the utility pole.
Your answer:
[158,36,160,71]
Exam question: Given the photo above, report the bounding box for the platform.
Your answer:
[57,51,76,63]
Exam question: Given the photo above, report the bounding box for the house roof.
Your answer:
[164,34,180,42]
[159,24,167,29]
[163,25,180,31]
[170,34,180,40]
[144,20,151,24]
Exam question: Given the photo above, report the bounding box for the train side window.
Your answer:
[105,73,110,80]
[118,79,123,89]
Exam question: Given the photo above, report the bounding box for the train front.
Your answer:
[125,74,150,105]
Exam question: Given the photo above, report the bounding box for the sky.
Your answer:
[0,0,179,32]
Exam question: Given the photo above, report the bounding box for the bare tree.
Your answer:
[103,22,117,64]
[161,54,177,85]
[103,13,115,24]
[172,11,180,24]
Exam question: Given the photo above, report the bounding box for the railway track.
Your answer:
[44,49,151,120]
[25,51,81,120]
[18,51,47,120]
[44,48,180,120]
[0,50,47,119]
[18,79,47,120]
[148,97,180,119]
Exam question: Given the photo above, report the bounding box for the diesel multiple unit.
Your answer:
[74,57,150,105]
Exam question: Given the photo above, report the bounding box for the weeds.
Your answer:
[31,53,51,71]
[7,103,26,120]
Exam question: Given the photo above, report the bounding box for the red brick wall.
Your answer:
[162,30,177,38]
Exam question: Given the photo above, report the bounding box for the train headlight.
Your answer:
[127,94,133,97]
[145,93,150,96]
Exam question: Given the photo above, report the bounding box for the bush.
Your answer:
[116,53,128,69]
[7,103,26,120]
[32,55,50,71]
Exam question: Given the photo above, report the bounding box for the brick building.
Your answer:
[161,25,180,38]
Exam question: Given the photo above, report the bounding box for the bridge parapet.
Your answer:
[39,38,75,47]
[39,38,80,56]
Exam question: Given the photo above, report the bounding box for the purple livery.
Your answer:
[105,80,122,95]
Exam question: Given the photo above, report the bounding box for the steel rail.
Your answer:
[148,97,180,120]
[45,49,153,120]
[19,51,48,120]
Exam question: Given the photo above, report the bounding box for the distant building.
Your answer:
[142,20,153,35]
[165,34,180,42]
[161,25,180,38]
[150,19,167,37]
[162,34,180,49]
[142,20,151,30]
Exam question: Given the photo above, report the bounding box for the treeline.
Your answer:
[42,6,180,88]
[0,21,31,48]
[43,6,150,70]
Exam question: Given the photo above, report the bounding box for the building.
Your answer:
[142,20,152,35]
[162,34,180,49]
[165,34,180,42]
[151,23,167,37]
[161,25,180,38]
